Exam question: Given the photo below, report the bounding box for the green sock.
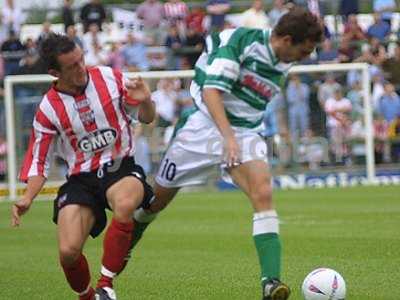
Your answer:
[130,208,158,252]
[253,232,281,285]
[130,221,151,250]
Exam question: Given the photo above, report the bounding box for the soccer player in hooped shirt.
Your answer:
[11,34,155,300]
[130,8,323,300]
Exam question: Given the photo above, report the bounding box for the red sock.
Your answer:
[97,218,134,289]
[61,253,92,295]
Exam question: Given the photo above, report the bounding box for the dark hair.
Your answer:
[273,8,323,45]
[39,33,76,71]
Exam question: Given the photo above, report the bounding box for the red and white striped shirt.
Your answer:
[164,1,188,22]
[19,66,140,182]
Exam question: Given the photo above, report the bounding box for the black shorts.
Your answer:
[53,156,153,238]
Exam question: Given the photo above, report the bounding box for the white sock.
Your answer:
[101,266,116,279]
[253,210,279,235]
[134,207,158,223]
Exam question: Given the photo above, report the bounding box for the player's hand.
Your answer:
[11,196,33,227]
[224,135,241,168]
[125,77,152,104]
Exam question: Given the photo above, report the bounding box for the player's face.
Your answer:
[279,38,316,63]
[58,46,88,89]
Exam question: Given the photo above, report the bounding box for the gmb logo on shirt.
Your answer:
[78,128,118,153]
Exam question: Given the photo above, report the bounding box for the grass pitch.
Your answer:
[0,185,399,300]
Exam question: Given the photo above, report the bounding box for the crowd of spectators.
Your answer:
[1,0,400,180]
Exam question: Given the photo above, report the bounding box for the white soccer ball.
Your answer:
[302,268,346,300]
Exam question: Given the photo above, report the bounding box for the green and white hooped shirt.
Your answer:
[190,28,292,132]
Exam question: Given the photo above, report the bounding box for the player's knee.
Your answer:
[59,245,81,266]
[249,183,272,206]
[113,196,138,218]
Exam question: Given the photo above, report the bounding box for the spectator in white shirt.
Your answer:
[324,86,352,163]
[241,0,270,29]
[82,23,106,55]
[152,79,179,127]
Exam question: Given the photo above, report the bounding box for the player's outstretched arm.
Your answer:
[203,88,240,167]
[11,175,46,227]
[125,77,155,124]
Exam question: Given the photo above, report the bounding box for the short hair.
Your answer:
[273,8,323,45]
[39,33,76,71]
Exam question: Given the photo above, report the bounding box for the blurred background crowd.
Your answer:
[0,0,400,181]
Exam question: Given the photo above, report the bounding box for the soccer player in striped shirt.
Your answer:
[130,8,323,300]
[11,34,155,300]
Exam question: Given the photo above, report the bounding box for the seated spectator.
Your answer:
[286,74,310,142]
[381,42,400,93]
[36,21,53,47]
[17,49,46,75]
[82,23,106,54]
[84,39,108,67]
[324,86,352,163]
[388,113,400,162]
[165,25,183,70]
[80,0,106,32]
[182,25,205,68]
[0,135,6,181]
[152,79,179,128]
[206,0,231,32]
[136,0,165,45]
[354,37,387,68]
[317,39,339,63]
[343,14,365,44]
[377,81,400,123]
[337,36,356,63]
[107,42,124,69]
[66,25,84,49]
[0,30,26,75]
[367,13,391,42]
[121,32,150,72]
[268,0,289,28]
[24,38,38,57]
[373,0,396,27]
[241,0,270,29]
[186,7,206,34]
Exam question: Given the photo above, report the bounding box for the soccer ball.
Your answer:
[302,268,346,300]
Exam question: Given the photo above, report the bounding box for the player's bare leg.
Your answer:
[57,204,96,300]
[95,177,144,300]
[229,160,290,300]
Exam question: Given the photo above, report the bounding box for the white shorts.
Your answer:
[155,110,268,188]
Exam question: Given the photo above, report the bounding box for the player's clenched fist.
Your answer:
[125,77,152,104]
